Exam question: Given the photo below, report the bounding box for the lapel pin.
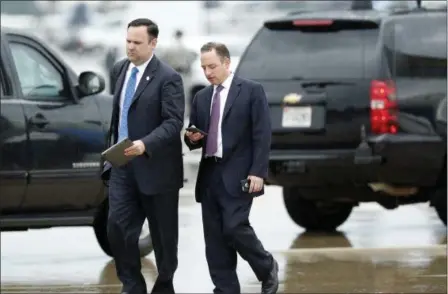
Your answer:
[146,76,150,81]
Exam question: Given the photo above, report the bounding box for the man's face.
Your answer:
[200,49,230,85]
[126,26,156,65]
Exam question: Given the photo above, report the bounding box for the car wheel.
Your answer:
[93,198,153,257]
[283,187,354,231]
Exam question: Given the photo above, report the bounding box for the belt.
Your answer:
[204,156,222,163]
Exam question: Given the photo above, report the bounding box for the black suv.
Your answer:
[0,27,152,257]
[235,7,447,230]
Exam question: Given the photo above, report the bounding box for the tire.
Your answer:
[283,187,354,231]
[93,199,153,257]
[433,188,447,226]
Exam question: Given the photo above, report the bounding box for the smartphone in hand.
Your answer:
[241,179,251,192]
[186,126,207,136]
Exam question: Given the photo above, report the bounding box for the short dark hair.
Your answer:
[127,18,159,40]
[200,42,230,61]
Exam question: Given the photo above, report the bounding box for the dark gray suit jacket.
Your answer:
[184,75,271,202]
[104,56,185,195]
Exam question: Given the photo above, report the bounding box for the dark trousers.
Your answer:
[201,159,273,294]
[108,165,179,294]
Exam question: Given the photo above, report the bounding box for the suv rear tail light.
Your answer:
[370,80,398,134]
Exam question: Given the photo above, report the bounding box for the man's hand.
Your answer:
[247,175,263,193]
[124,140,146,156]
[185,131,204,143]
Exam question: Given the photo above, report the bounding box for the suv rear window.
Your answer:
[383,15,447,79]
[237,19,380,80]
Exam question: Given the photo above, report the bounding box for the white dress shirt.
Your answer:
[209,73,234,158]
[119,55,153,127]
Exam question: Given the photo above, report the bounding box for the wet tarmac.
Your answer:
[1,184,446,293]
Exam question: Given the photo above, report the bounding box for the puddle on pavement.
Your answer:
[2,244,446,293]
[280,232,447,294]
[282,247,447,293]
[1,190,446,293]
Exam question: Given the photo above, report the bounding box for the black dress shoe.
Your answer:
[261,259,279,294]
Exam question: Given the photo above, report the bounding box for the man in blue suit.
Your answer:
[184,42,278,294]
[104,18,184,294]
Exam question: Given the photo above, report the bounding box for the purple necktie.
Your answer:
[206,85,224,156]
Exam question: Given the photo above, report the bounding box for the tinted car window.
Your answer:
[237,22,380,80]
[383,15,447,79]
[9,42,65,99]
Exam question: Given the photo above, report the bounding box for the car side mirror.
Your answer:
[77,71,105,97]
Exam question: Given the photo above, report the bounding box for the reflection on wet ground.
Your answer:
[284,235,446,293]
[1,186,447,293]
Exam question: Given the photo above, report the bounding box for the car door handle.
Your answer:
[28,114,49,128]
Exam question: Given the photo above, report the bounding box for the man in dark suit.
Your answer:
[184,42,278,294]
[104,18,184,294]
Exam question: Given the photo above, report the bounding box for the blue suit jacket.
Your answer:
[103,56,185,195]
[184,75,271,202]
